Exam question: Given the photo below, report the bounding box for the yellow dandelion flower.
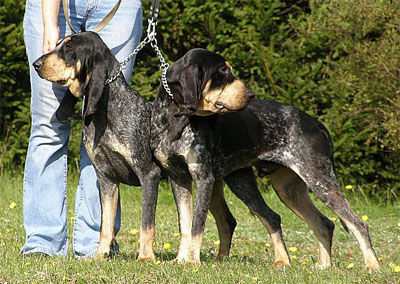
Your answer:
[265,243,271,247]
[163,243,171,249]
[214,240,220,246]
[288,246,298,253]
[130,229,138,235]
[347,263,354,269]
[291,255,297,259]
[394,266,400,273]
[308,271,313,275]
[378,257,383,261]
[345,185,353,190]
[397,222,400,227]
[302,260,308,265]
[9,202,17,209]
[243,252,248,257]
[156,260,161,264]
[62,275,67,281]
[174,232,180,237]
[361,215,368,222]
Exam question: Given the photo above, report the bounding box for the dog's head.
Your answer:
[33,31,116,117]
[167,48,254,116]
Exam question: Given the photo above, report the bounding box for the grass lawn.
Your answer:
[0,170,399,283]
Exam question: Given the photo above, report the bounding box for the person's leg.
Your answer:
[72,0,143,257]
[21,0,74,256]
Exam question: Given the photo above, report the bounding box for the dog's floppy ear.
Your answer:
[179,63,203,112]
[56,89,79,123]
[83,58,107,117]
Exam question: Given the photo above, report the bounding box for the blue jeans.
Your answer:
[21,0,142,257]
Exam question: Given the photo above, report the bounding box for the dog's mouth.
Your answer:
[215,102,247,112]
[57,79,68,85]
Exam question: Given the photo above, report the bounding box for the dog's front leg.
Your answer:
[137,166,161,262]
[170,177,193,262]
[187,156,215,264]
[96,177,119,259]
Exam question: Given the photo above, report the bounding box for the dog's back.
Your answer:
[211,98,333,177]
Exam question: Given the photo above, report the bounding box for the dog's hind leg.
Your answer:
[224,168,290,266]
[138,166,161,262]
[294,162,380,270]
[96,177,119,259]
[209,179,237,259]
[270,167,335,268]
[170,178,193,262]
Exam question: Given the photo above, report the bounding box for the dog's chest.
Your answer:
[154,126,194,174]
[83,129,134,168]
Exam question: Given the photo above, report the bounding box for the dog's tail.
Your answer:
[339,218,350,233]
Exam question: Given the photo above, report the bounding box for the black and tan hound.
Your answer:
[150,51,379,270]
[32,31,251,261]
[34,31,379,270]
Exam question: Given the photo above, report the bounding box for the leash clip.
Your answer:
[147,18,157,41]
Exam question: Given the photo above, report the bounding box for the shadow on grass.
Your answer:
[114,252,258,264]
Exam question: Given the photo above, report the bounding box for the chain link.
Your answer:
[105,17,174,99]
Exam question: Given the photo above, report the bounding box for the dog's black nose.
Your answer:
[247,89,256,98]
[33,59,44,71]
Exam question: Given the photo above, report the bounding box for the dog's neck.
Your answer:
[107,60,125,85]
[150,88,190,148]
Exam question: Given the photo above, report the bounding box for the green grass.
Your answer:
[0,170,399,283]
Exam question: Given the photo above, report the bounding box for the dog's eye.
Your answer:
[218,65,229,74]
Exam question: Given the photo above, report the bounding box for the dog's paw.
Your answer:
[315,262,331,269]
[173,255,201,265]
[94,249,111,260]
[137,254,156,263]
[273,260,290,268]
[365,258,380,271]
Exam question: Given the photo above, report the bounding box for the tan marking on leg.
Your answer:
[340,219,380,270]
[176,198,193,262]
[209,180,235,259]
[96,189,119,259]
[170,180,193,262]
[189,233,203,264]
[138,226,156,262]
[270,168,333,268]
[249,208,290,266]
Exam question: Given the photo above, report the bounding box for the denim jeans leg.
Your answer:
[72,0,143,257]
[21,0,71,256]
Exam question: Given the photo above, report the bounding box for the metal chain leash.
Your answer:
[105,6,174,99]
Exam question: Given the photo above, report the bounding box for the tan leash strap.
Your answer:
[62,0,78,33]
[62,0,121,33]
[92,0,121,32]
